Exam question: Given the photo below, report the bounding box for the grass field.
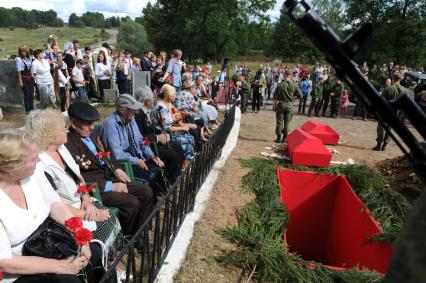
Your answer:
[0,27,104,58]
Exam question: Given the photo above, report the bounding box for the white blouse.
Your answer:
[95,63,111,80]
[39,145,84,209]
[0,164,60,282]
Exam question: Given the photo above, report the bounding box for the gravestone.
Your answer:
[132,71,151,95]
[104,89,118,102]
[0,60,25,112]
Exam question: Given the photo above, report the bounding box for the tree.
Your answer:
[82,12,105,28]
[142,0,275,62]
[69,13,84,27]
[344,0,426,66]
[117,21,152,57]
[270,4,321,62]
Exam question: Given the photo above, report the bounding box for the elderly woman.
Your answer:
[134,86,184,181]
[25,109,120,249]
[154,84,196,167]
[0,129,104,283]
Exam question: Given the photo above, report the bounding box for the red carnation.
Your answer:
[77,184,96,194]
[171,107,177,114]
[73,227,93,245]
[65,217,83,232]
[143,137,151,146]
[95,151,111,159]
[0,271,3,280]
[181,112,187,118]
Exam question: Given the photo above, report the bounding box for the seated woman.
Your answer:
[25,109,120,250]
[175,80,211,140]
[134,86,185,182]
[154,84,196,168]
[195,75,220,129]
[0,129,103,283]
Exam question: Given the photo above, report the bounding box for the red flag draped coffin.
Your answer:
[286,129,332,167]
[277,168,393,274]
[301,120,339,145]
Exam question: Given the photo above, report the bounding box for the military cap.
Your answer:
[116,94,144,110]
[68,102,100,121]
[393,73,403,80]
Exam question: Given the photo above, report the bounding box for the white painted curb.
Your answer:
[155,107,241,283]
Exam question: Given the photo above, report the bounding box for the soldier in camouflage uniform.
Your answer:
[239,74,251,114]
[373,73,407,151]
[273,71,302,143]
[330,78,344,118]
[308,75,324,117]
[319,77,334,116]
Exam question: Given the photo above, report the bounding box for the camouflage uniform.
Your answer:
[330,81,344,118]
[273,79,297,143]
[308,82,323,117]
[240,80,251,113]
[374,80,407,150]
[319,78,334,116]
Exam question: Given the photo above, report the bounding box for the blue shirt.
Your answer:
[80,137,113,192]
[102,112,154,166]
[166,58,182,87]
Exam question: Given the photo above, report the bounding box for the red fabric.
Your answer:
[301,120,339,145]
[277,168,393,274]
[286,129,332,167]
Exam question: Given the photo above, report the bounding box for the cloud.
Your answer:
[3,0,281,22]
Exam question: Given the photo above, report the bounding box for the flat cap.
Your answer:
[68,102,100,121]
[393,73,403,80]
[116,94,143,110]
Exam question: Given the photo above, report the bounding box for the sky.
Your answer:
[1,0,284,22]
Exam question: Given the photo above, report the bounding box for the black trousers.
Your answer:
[22,79,34,113]
[132,161,165,195]
[98,79,110,100]
[252,91,261,112]
[101,182,153,235]
[60,87,67,112]
[156,142,184,184]
[117,80,129,94]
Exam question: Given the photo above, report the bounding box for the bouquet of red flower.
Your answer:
[143,137,151,146]
[76,184,96,194]
[64,217,93,252]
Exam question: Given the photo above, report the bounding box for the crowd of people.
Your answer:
[2,35,225,282]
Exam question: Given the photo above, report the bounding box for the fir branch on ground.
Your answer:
[216,158,409,282]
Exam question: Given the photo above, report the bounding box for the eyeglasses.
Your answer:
[59,125,70,132]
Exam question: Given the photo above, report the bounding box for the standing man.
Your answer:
[373,73,407,151]
[273,71,301,143]
[330,78,344,118]
[308,75,324,117]
[239,74,251,114]
[320,76,333,116]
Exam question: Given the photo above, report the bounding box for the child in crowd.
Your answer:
[72,59,86,102]
[341,90,349,114]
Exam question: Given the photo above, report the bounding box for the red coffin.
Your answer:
[301,120,339,145]
[286,129,332,167]
[277,168,393,274]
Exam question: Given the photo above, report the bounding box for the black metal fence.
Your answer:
[100,106,236,283]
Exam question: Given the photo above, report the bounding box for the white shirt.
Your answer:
[95,63,111,80]
[72,66,85,87]
[0,164,61,282]
[39,145,84,209]
[58,70,70,88]
[31,59,53,85]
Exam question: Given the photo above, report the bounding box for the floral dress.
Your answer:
[154,101,195,159]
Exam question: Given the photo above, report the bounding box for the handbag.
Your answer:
[22,217,78,259]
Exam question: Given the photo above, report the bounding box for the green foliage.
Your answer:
[117,21,151,57]
[343,0,426,66]
[142,0,276,62]
[0,7,63,28]
[217,158,411,282]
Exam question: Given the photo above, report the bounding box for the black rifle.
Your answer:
[284,0,426,281]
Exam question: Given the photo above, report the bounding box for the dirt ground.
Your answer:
[175,103,404,283]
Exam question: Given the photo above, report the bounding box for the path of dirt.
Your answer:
[175,104,403,282]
